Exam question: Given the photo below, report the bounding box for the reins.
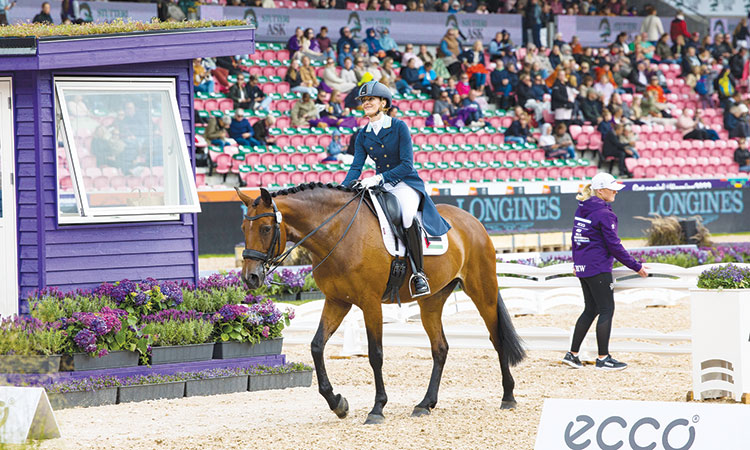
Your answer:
[243,188,368,277]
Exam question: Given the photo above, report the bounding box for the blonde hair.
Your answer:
[576,183,606,201]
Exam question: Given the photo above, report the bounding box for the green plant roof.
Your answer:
[0,19,247,38]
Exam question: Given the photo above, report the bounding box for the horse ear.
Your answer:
[260,188,272,206]
[235,187,253,207]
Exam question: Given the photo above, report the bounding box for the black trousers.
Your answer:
[570,272,615,356]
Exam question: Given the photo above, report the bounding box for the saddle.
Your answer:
[369,188,411,306]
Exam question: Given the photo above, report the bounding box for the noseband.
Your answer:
[242,200,283,269]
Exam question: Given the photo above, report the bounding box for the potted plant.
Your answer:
[59,307,145,371]
[266,269,303,302]
[248,363,313,391]
[212,301,293,359]
[141,309,215,365]
[117,373,186,404]
[45,376,121,410]
[298,268,323,301]
[182,368,249,397]
[690,263,750,402]
[178,271,246,313]
[0,316,67,373]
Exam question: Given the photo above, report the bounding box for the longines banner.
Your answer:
[8,1,156,24]
[556,15,671,47]
[202,5,523,45]
[433,181,750,237]
[535,399,750,450]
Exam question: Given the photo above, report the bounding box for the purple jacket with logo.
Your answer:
[571,197,642,278]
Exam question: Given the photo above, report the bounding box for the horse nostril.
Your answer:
[249,273,260,287]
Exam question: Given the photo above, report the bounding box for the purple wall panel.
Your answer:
[46,251,195,272]
[46,265,195,286]
[45,239,194,258]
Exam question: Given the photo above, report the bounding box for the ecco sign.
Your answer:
[535,399,750,450]
[564,415,694,450]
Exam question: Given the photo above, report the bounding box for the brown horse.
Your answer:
[235,183,525,424]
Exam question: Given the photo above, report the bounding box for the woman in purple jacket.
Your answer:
[562,173,648,371]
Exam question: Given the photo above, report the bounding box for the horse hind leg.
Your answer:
[412,280,459,417]
[311,298,353,419]
[463,277,526,410]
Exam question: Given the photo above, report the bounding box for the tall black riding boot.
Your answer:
[405,221,430,297]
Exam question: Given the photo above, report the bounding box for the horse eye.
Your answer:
[261,225,272,234]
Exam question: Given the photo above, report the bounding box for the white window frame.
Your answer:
[55,77,200,225]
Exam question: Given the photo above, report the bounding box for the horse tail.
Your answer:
[497,290,526,366]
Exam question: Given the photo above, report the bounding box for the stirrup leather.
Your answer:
[405,220,430,298]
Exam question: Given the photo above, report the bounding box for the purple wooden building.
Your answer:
[0,26,254,316]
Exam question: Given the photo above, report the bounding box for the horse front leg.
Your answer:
[361,304,387,425]
[311,298,352,419]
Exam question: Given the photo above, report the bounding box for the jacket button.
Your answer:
[370,147,373,150]
[384,154,387,157]
[381,145,384,148]
[386,164,390,168]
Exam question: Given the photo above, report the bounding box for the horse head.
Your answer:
[235,187,287,289]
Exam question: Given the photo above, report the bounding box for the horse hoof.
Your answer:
[333,395,349,419]
[411,406,431,417]
[364,413,385,425]
[500,400,517,410]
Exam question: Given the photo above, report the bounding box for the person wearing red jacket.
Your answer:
[670,12,690,44]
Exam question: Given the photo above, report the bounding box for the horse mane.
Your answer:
[252,182,357,206]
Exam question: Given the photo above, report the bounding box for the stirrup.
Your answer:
[409,273,431,298]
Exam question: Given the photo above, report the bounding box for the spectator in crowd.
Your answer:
[32,2,53,24]
[715,67,737,109]
[316,26,335,59]
[680,45,700,77]
[229,73,253,110]
[671,34,687,59]
[204,116,232,151]
[580,89,603,124]
[597,109,614,136]
[363,28,384,57]
[460,90,485,127]
[538,123,567,159]
[729,43,746,81]
[310,89,357,128]
[670,11,690,44]
[285,58,317,97]
[460,40,490,89]
[504,113,534,145]
[340,57,358,85]
[379,28,402,61]
[551,68,575,124]
[437,28,463,77]
[654,34,676,63]
[524,0,543,48]
[323,57,356,93]
[602,123,635,177]
[229,109,262,148]
[323,129,345,163]
[432,90,456,126]
[734,137,750,172]
[365,56,383,82]
[400,57,421,92]
[337,42,354,67]
[645,75,666,103]
[711,33,732,63]
[287,27,304,54]
[402,43,422,68]
[728,104,750,139]
[215,56,242,79]
[337,27,357,54]
[252,116,276,147]
[246,76,272,112]
[193,58,215,94]
[299,55,320,91]
[553,122,576,159]
[640,88,670,119]
[593,73,615,106]
[380,57,400,92]
[491,62,515,110]
[291,92,319,127]
[677,109,719,141]
[733,19,749,48]
[0,0,15,26]
[61,0,82,24]
[417,61,436,94]
[300,27,326,62]
[353,57,368,80]
[489,32,505,60]
[418,44,435,66]
[456,72,471,97]
[628,60,651,93]
[640,6,663,42]
[694,65,715,108]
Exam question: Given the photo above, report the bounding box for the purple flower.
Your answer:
[73,329,97,353]
[261,326,270,338]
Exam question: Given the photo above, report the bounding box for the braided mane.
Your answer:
[252,182,357,206]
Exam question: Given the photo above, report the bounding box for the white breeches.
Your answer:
[383,181,421,228]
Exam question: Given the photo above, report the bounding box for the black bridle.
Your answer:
[241,188,367,276]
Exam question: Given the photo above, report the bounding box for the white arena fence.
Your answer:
[278,262,750,358]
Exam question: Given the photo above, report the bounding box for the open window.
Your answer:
[55,77,200,224]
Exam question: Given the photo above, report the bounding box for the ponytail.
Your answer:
[576,184,594,201]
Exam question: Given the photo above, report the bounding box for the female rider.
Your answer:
[342,81,451,297]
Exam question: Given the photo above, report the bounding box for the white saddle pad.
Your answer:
[369,191,449,257]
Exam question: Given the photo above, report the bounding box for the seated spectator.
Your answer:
[551,69,576,124]
[323,58,356,93]
[401,58,421,90]
[711,33,732,63]
[432,90,455,126]
[729,44,746,81]
[580,89,603,124]
[365,56,383,82]
[215,56,242,81]
[645,75,666,103]
[516,74,543,123]
[681,46,701,77]
[553,122,576,159]
[353,57,368,80]
[229,73,253,110]
[340,57,358,86]
[337,27,357,54]
[300,28,326,62]
[316,26,335,60]
[593,74,615,106]
[460,90,485,127]
[402,43,422,68]
[627,61,650,93]
[438,28,464,77]
[338,42,354,67]
[597,109,614,136]
[310,90,357,129]
[734,137,750,172]
[287,27,304,54]
[204,116,233,150]
[291,93,319,127]
[678,109,719,141]
[286,59,318,97]
[417,61,437,94]
[488,32,504,60]
[457,73,471,97]
[728,104,750,139]
[380,57,399,92]
[491,63,515,110]
[504,113,534,145]
[60,0,82,24]
[602,123,635,177]
[252,116,276,147]
[246,76,272,112]
[418,44,435,66]
[193,58,215,94]
[379,28,402,62]
[640,89,671,119]
[323,129,346,163]
[363,28,384,57]
[671,34,687,59]
[715,67,737,109]
[32,2,53,24]
[459,41,489,88]
[654,34,676,63]
[300,56,320,90]
[229,109,262,148]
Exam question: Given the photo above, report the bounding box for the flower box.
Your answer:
[0,355,62,374]
[275,293,299,303]
[184,375,249,397]
[117,381,186,404]
[62,350,139,372]
[149,343,215,365]
[47,387,118,410]
[690,288,750,402]
[299,291,323,301]
[213,338,283,359]
[248,373,286,392]
[288,369,313,388]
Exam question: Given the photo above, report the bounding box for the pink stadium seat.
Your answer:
[203,99,219,111]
